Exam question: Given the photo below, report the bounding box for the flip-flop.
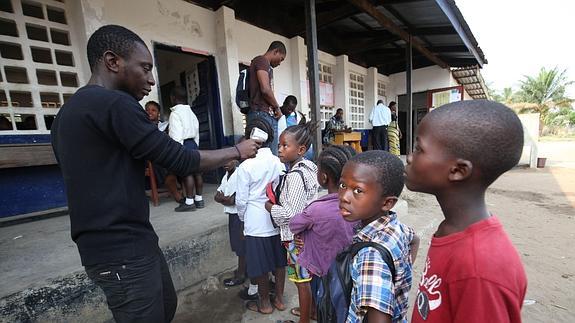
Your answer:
[246,300,273,314]
[290,307,300,317]
[290,307,317,321]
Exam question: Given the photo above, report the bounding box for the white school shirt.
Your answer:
[217,171,238,215]
[369,103,392,127]
[235,147,284,237]
[168,104,200,145]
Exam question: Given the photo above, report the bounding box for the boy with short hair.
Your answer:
[339,150,420,323]
[406,100,527,323]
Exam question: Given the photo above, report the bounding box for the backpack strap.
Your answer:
[275,168,308,206]
[338,241,397,308]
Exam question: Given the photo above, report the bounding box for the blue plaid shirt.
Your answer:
[346,212,415,323]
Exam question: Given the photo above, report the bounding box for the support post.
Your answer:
[305,0,322,158]
[406,35,413,154]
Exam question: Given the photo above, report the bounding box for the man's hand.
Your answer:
[235,139,261,159]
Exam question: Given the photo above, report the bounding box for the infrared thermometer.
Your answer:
[250,127,268,142]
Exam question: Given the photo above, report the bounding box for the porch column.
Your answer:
[305,0,322,157]
[405,35,413,153]
[365,67,378,130]
[215,6,243,139]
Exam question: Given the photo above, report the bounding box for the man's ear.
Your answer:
[448,159,473,182]
[380,196,398,212]
[103,50,121,73]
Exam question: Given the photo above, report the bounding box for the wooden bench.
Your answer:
[0,144,160,206]
[0,143,58,169]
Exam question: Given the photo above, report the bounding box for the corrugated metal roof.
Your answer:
[187,0,487,75]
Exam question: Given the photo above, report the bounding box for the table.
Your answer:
[334,132,363,153]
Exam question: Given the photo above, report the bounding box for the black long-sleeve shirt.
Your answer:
[51,85,200,265]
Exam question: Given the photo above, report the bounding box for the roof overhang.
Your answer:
[187,0,487,75]
[451,66,489,99]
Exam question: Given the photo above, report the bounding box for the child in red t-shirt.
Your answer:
[406,100,527,323]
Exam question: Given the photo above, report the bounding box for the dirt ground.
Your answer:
[174,141,575,322]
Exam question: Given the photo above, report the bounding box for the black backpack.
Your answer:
[235,69,250,114]
[317,241,396,323]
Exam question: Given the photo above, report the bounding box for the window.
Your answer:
[0,18,19,37]
[60,71,77,87]
[0,114,14,130]
[40,92,60,108]
[22,1,44,19]
[377,81,386,98]
[5,66,29,83]
[9,91,34,107]
[43,114,55,129]
[15,114,37,130]
[55,50,73,66]
[0,42,24,60]
[50,28,69,45]
[349,72,365,129]
[320,105,334,130]
[0,91,8,107]
[319,63,333,84]
[0,0,81,133]
[37,69,58,85]
[31,47,52,63]
[0,0,14,13]
[26,23,49,42]
[47,6,66,24]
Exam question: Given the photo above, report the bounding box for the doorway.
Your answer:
[153,43,224,183]
[398,91,427,155]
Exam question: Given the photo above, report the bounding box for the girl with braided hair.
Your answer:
[285,145,358,322]
[264,121,320,321]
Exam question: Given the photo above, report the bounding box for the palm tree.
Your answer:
[516,67,573,131]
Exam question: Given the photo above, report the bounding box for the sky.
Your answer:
[457,0,575,97]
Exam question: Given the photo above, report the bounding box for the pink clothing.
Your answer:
[289,193,357,276]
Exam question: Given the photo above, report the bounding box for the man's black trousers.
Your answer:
[372,125,389,151]
[85,248,177,323]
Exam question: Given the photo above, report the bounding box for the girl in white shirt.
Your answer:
[236,118,286,315]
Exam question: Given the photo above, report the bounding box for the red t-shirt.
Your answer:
[412,216,527,323]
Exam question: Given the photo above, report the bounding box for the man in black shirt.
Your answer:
[51,25,260,323]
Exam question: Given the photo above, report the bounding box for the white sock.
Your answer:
[194,195,203,201]
[248,284,258,295]
[185,198,195,205]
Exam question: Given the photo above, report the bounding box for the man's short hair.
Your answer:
[389,101,397,107]
[336,108,343,113]
[349,150,405,197]
[87,25,146,72]
[377,99,384,105]
[283,95,297,107]
[428,99,524,185]
[267,41,287,55]
[170,86,187,103]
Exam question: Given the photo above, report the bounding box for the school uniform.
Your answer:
[218,171,244,257]
[235,147,286,278]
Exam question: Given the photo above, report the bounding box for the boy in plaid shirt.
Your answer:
[339,151,420,323]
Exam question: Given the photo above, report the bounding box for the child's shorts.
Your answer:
[245,234,287,279]
[283,240,312,283]
[228,213,245,257]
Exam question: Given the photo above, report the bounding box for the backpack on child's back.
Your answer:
[316,242,396,323]
[235,69,250,114]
